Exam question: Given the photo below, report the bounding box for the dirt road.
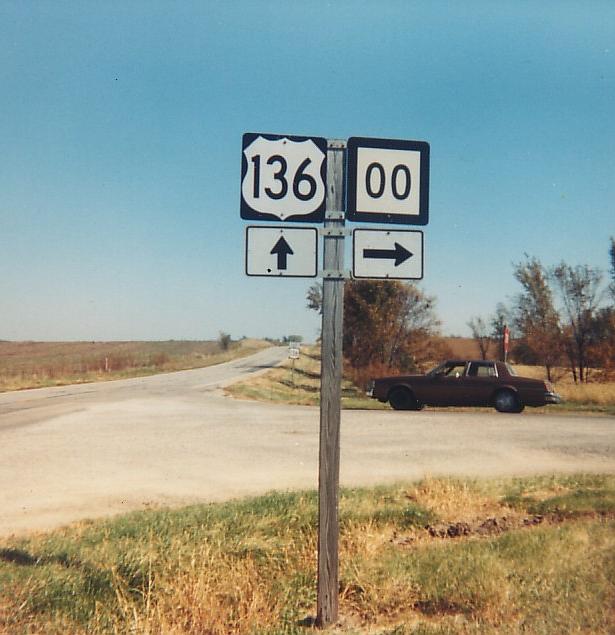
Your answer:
[1,347,614,536]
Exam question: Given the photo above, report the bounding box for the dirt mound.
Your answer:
[425,514,544,538]
[392,510,615,546]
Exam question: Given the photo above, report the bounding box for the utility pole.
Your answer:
[316,139,346,627]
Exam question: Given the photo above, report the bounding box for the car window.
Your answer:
[468,362,497,377]
[428,363,447,376]
[443,363,466,377]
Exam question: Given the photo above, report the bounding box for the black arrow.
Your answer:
[363,242,413,267]
[270,236,294,270]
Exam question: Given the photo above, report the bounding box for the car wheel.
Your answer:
[389,387,420,411]
[493,390,524,413]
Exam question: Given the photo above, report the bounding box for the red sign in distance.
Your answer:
[503,326,510,354]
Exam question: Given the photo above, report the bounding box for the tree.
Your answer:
[306,282,323,315]
[218,332,232,351]
[467,316,491,360]
[342,280,441,372]
[551,263,604,383]
[588,307,615,377]
[512,256,561,381]
[609,237,615,300]
[307,279,443,386]
[282,335,303,344]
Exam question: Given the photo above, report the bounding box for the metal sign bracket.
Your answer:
[319,269,351,280]
[319,227,351,237]
[325,211,345,220]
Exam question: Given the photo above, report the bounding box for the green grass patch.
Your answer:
[527,488,615,516]
[1,475,614,634]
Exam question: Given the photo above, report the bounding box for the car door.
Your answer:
[420,362,469,406]
[461,362,499,406]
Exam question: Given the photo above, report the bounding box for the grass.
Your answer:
[0,338,272,392]
[514,364,615,415]
[1,475,614,634]
[227,350,615,415]
[226,347,386,410]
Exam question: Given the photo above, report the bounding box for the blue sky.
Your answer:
[1,1,613,341]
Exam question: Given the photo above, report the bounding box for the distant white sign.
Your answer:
[245,226,318,278]
[240,133,327,223]
[289,347,300,359]
[353,229,423,280]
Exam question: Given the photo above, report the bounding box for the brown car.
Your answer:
[367,360,562,413]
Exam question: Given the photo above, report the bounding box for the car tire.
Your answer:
[389,387,421,411]
[493,389,524,413]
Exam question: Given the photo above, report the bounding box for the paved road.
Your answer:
[1,347,614,536]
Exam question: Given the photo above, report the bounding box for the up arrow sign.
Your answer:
[245,226,318,278]
[270,236,294,270]
[353,229,424,280]
[363,242,412,267]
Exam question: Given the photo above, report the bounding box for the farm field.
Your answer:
[0,339,271,392]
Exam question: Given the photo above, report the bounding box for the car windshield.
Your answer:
[427,363,447,376]
[428,362,466,377]
[506,363,517,376]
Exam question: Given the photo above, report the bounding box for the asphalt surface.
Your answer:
[1,346,614,536]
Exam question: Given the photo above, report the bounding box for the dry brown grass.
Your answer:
[514,364,615,407]
[112,543,286,634]
[408,478,503,524]
[558,382,615,406]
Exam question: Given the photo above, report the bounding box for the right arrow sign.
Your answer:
[353,229,423,280]
[363,242,413,267]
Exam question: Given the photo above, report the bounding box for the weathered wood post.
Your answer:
[316,139,346,627]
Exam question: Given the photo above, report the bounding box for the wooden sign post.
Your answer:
[316,139,346,627]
